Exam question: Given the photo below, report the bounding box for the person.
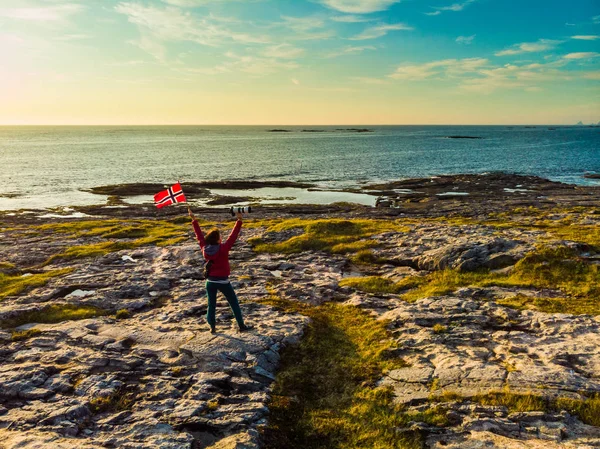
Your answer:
[188,207,253,333]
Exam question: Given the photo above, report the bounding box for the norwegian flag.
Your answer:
[154,182,187,209]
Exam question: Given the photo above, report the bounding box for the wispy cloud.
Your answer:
[593,15,600,24]
[279,14,335,40]
[325,45,376,58]
[317,0,401,14]
[291,78,300,85]
[438,0,477,12]
[495,39,562,56]
[456,34,475,45]
[389,57,487,80]
[185,51,300,76]
[385,57,579,94]
[281,15,326,32]
[115,2,270,61]
[331,14,373,22]
[563,52,600,60]
[349,23,413,40]
[425,0,477,16]
[571,35,600,41]
[0,3,84,22]
[263,44,305,59]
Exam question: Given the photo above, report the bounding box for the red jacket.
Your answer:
[192,219,242,278]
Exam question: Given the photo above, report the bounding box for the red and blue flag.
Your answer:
[154,182,187,208]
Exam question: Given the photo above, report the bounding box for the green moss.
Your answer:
[0,261,18,272]
[115,309,131,320]
[1,304,108,329]
[252,219,407,255]
[472,391,547,413]
[555,395,600,427]
[89,389,135,414]
[102,227,149,239]
[262,297,422,449]
[339,276,402,295]
[432,324,447,334]
[496,294,600,315]
[350,249,387,265]
[11,328,42,341]
[0,268,74,300]
[41,220,189,265]
[342,245,600,314]
[431,389,600,427]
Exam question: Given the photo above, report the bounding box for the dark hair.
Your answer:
[205,229,220,246]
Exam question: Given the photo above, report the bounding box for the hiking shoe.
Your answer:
[239,324,254,332]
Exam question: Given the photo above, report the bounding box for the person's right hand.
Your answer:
[188,208,196,221]
[236,212,243,221]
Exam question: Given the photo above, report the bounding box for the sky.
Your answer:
[0,0,599,125]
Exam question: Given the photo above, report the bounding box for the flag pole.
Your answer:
[180,179,192,215]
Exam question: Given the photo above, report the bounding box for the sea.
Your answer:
[0,125,598,211]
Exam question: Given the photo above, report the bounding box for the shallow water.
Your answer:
[0,125,598,210]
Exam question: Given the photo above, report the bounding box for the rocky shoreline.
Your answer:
[0,173,599,448]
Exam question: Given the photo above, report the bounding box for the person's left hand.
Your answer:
[236,212,243,220]
[188,208,196,221]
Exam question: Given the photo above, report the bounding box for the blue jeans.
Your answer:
[205,281,245,328]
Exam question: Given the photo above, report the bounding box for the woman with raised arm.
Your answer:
[189,208,253,334]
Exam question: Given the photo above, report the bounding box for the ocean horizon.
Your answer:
[1,124,599,210]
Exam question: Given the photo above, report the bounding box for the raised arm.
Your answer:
[223,215,242,252]
[189,208,205,248]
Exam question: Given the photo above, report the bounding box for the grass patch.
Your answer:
[262,296,429,449]
[350,249,390,265]
[89,389,136,414]
[472,391,547,413]
[432,389,600,427]
[115,309,131,320]
[251,219,407,255]
[341,245,600,315]
[496,294,600,315]
[339,276,403,295]
[0,268,74,300]
[11,328,42,341]
[0,304,109,329]
[40,219,192,265]
[432,324,447,334]
[555,395,600,427]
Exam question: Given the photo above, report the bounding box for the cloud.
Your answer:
[160,0,248,5]
[291,78,300,85]
[563,52,600,59]
[426,0,476,15]
[571,35,600,41]
[438,0,477,11]
[317,0,401,14]
[263,44,305,59]
[495,39,562,56]
[389,58,487,80]
[115,2,270,57]
[0,3,84,22]
[349,23,413,40]
[456,35,475,45]
[325,45,376,58]
[281,15,326,32]
[331,14,373,22]
[279,15,335,40]
[593,15,600,24]
[386,57,579,94]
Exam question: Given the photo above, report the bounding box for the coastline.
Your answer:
[1,173,599,448]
